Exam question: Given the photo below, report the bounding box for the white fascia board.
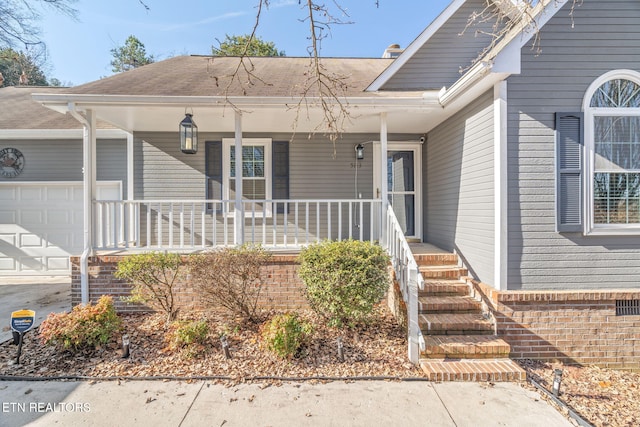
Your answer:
[0,129,128,139]
[441,0,567,105]
[366,0,468,92]
[33,93,443,111]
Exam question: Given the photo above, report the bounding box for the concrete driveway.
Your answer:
[0,277,71,344]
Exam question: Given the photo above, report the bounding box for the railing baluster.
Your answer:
[201,203,206,248]
[359,201,364,241]
[283,203,288,247]
[262,202,267,246]
[212,202,217,246]
[305,202,309,244]
[146,203,151,247]
[251,202,256,244]
[338,202,342,241]
[348,202,353,239]
[223,201,228,246]
[272,202,277,247]
[316,202,320,243]
[169,203,174,248]
[190,202,195,247]
[327,202,332,240]
[157,203,163,248]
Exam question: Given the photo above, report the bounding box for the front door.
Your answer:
[373,142,422,239]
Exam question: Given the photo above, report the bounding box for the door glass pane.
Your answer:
[388,194,415,236]
[387,151,414,192]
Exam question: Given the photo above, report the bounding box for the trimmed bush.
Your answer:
[39,295,122,352]
[165,319,210,358]
[298,239,390,328]
[260,313,313,359]
[115,252,183,322]
[188,244,271,322]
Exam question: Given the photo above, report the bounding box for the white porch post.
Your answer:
[234,111,244,245]
[380,112,388,245]
[78,108,97,304]
[494,81,508,290]
[127,132,135,244]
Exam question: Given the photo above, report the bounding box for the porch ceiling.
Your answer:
[33,94,446,135]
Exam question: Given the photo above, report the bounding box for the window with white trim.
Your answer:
[585,71,640,233]
[222,138,272,215]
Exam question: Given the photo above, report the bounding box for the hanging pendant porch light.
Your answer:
[179,108,198,154]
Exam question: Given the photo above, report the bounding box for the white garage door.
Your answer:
[0,181,121,276]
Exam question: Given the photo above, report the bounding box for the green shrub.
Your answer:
[165,319,210,358]
[115,252,183,322]
[39,295,122,352]
[188,244,271,322]
[260,313,313,359]
[298,239,390,328]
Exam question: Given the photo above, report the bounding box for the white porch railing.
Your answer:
[382,204,425,365]
[94,199,381,250]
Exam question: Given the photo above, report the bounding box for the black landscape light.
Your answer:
[552,368,563,396]
[121,334,130,358]
[179,108,198,154]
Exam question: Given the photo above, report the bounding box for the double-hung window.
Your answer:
[206,138,290,216]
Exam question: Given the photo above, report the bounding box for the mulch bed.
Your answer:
[2,306,639,427]
[518,359,640,427]
[0,306,422,381]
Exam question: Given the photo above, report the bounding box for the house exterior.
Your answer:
[2,0,639,369]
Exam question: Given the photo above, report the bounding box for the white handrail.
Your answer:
[382,204,424,365]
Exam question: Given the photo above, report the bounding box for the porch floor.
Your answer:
[408,243,449,255]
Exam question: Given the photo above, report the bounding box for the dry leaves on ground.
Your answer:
[0,306,422,382]
[518,359,640,427]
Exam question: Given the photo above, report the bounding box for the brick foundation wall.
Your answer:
[70,254,309,313]
[472,281,640,370]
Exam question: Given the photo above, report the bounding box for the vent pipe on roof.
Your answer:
[382,44,403,59]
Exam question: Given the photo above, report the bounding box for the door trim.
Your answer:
[373,141,423,240]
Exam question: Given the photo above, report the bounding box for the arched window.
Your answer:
[584,71,640,232]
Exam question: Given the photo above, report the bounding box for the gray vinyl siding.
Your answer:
[425,90,495,284]
[381,0,496,91]
[0,139,128,196]
[506,0,640,290]
[134,132,419,244]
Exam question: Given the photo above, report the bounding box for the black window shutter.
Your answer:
[556,113,584,232]
[272,141,289,214]
[206,141,223,212]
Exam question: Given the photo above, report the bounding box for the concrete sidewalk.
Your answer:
[0,380,572,427]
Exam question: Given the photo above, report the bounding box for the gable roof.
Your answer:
[65,55,394,98]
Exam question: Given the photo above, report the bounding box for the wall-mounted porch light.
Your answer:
[355,143,365,160]
[179,108,198,154]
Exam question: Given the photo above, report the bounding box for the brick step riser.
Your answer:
[421,329,495,336]
[413,255,459,266]
[418,301,482,313]
[419,269,467,280]
[423,371,525,382]
[422,352,510,359]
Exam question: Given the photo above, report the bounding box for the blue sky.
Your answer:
[39,0,451,86]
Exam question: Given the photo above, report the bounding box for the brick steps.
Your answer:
[418,295,481,313]
[420,359,526,382]
[420,279,469,297]
[409,245,522,382]
[421,335,511,359]
[419,265,468,279]
[419,313,494,335]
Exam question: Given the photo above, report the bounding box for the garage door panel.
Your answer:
[0,257,16,271]
[46,232,74,249]
[47,257,70,271]
[21,187,43,201]
[0,188,15,200]
[19,256,44,272]
[19,234,43,248]
[0,211,16,223]
[20,210,44,224]
[47,209,73,226]
[0,234,15,245]
[0,181,121,275]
